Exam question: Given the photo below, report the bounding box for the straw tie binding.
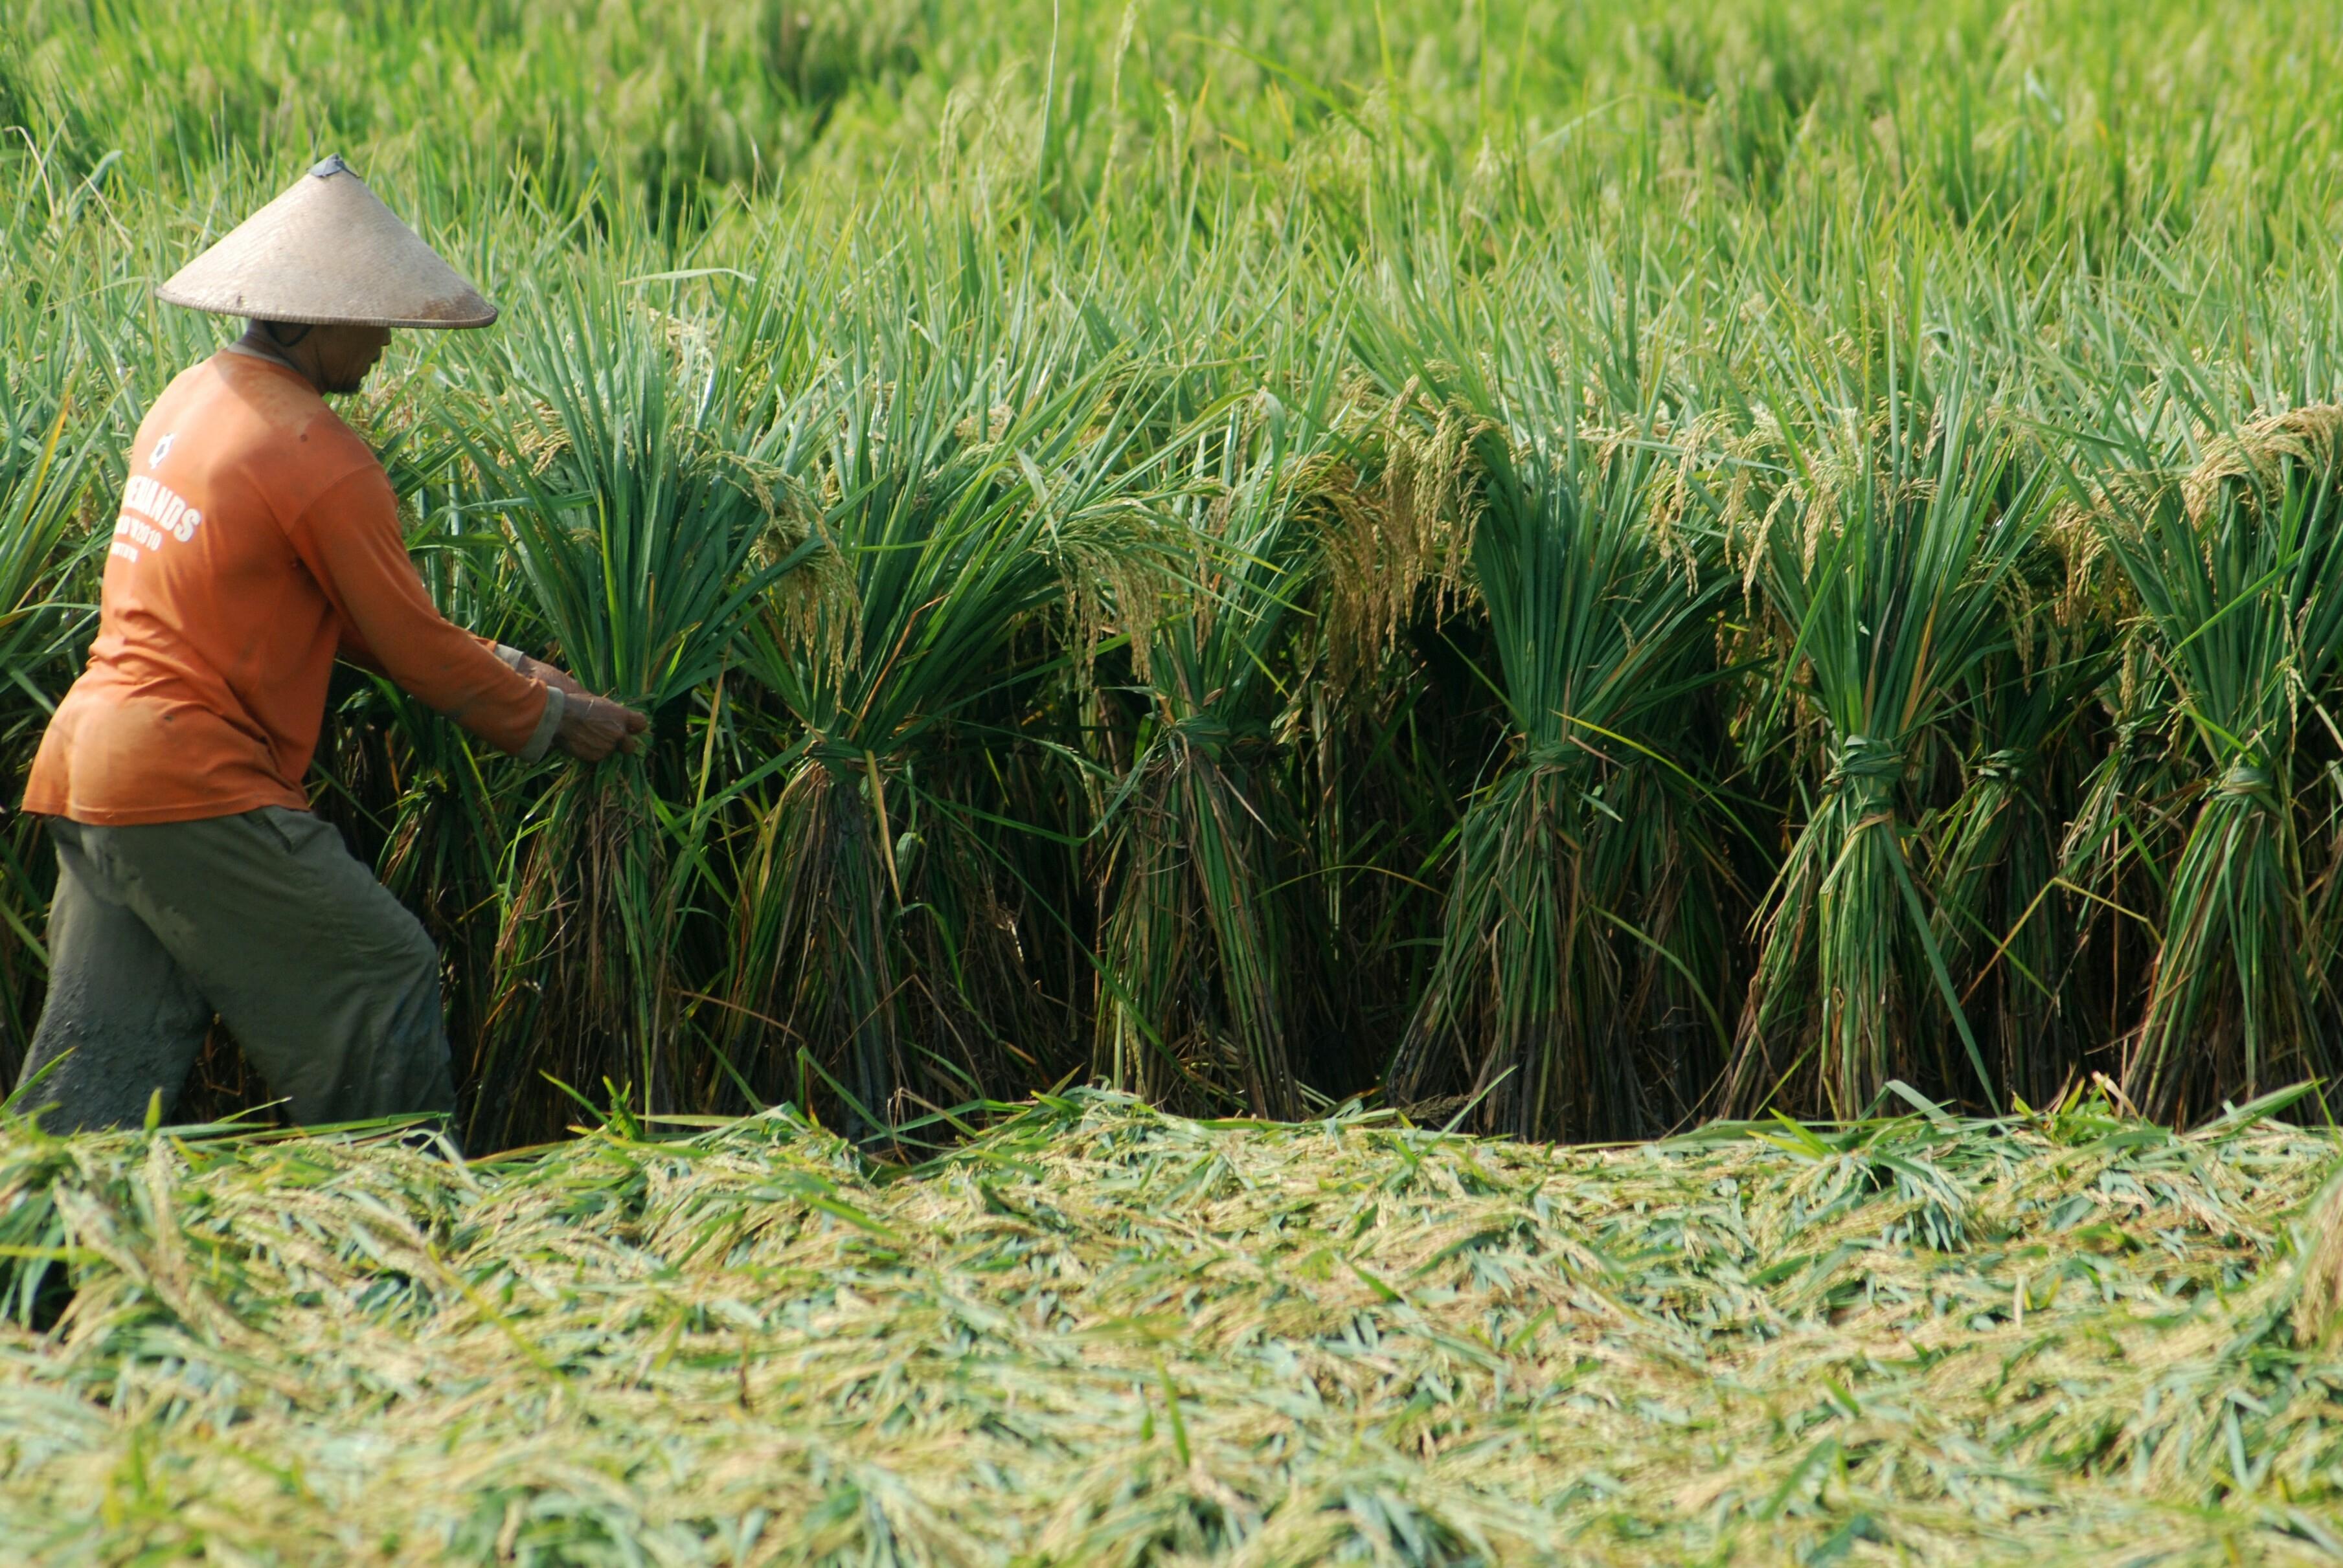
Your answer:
[1976,747,2031,782]
[2218,761,2277,802]
[1826,734,1906,787]
[805,737,875,778]
[1159,713,1235,761]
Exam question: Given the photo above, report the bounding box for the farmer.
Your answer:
[12,155,646,1140]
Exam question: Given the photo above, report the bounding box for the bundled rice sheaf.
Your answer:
[0,1092,2338,1565]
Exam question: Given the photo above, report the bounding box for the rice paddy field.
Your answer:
[10,0,2343,1558]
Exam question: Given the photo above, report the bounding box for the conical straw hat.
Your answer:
[157,155,496,329]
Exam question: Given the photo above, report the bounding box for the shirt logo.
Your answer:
[151,432,177,465]
[108,475,204,565]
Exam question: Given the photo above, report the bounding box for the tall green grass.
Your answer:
[9,0,2343,1141]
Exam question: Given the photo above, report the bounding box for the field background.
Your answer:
[8,0,2343,1148]
[7,5,2343,1561]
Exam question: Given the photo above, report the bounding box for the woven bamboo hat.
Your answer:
[156,155,496,329]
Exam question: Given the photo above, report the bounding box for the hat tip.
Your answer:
[309,153,354,180]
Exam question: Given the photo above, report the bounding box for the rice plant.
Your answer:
[8,1,2343,1551]
[1929,633,2109,1109]
[1089,379,1344,1118]
[1719,345,2052,1119]
[0,353,111,1068]
[721,245,1181,1136]
[1359,282,1737,1140]
[453,270,823,1143]
[2074,403,2343,1120]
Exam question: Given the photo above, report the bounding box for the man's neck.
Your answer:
[229,330,322,392]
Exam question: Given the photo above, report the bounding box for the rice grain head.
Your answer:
[2296,1167,2343,1348]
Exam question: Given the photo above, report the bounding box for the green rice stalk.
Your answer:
[727,249,1182,1137]
[1722,355,2050,1119]
[0,352,113,1071]
[1091,386,1343,1118]
[2084,407,2343,1120]
[1357,277,1735,1140]
[1930,631,2109,1110]
[455,270,821,1143]
[2051,641,2189,1071]
[1,1090,2339,1560]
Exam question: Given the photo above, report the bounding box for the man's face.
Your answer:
[309,323,393,394]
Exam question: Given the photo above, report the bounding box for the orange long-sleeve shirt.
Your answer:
[21,346,553,825]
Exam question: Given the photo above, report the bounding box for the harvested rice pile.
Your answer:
[1,1092,2339,1565]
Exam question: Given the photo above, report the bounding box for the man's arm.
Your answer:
[293,465,642,761]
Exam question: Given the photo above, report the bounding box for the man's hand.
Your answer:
[494,647,648,761]
[553,691,650,761]
[510,652,595,703]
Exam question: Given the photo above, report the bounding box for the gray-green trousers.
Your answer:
[14,808,457,1134]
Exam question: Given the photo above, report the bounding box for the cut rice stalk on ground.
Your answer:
[1,1090,2338,1564]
